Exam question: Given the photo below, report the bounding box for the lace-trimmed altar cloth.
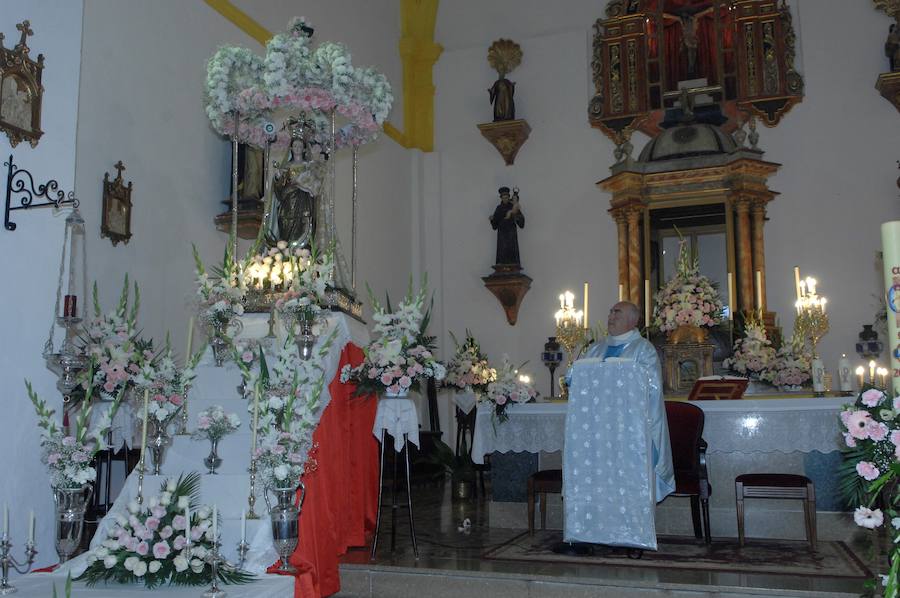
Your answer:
[563,360,669,550]
[373,397,419,452]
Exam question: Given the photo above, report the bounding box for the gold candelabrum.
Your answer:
[554,290,588,399]
[792,274,829,359]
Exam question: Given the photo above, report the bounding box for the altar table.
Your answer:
[10,571,295,597]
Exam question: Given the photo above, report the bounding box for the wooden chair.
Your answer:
[735,473,816,549]
[527,469,562,535]
[665,401,712,543]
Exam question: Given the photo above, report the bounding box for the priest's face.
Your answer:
[607,302,639,336]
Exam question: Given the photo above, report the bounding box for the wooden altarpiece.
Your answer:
[588,0,803,145]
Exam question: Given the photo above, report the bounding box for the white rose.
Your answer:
[173,555,189,572]
[132,560,148,577]
[166,479,177,492]
[178,496,189,509]
[103,555,117,569]
[228,414,240,427]
[103,539,118,549]
[127,501,139,515]
[95,546,109,558]
[149,496,159,508]
[149,560,162,574]
[124,556,138,571]
[274,464,289,481]
[160,492,172,507]
[192,545,208,559]
[198,506,211,520]
[190,558,205,574]
[86,554,97,565]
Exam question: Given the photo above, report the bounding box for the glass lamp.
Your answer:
[44,208,89,402]
[541,337,563,398]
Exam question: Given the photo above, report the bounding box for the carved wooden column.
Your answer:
[750,200,767,312]
[626,206,642,307]
[734,198,753,313]
[613,209,629,300]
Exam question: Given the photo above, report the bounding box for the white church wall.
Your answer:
[426,0,900,412]
[0,1,84,571]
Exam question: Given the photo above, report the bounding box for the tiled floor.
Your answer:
[340,480,873,598]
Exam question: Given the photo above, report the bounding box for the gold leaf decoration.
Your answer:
[487,39,522,77]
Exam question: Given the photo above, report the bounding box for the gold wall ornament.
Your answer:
[477,119,531,166]
[482,267,531,326]
[100,161,133,246]
[0,20,45,148]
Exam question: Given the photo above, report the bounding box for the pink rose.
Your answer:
[861,389,885,408]
[158,525,173,539]
[152,393,166,404]
[843,432,857,448]
[172,535,187,550]
[398,375,412,389]
[241,351,254,363]
[47,453,61,465]
[103,381,117,393]
[172,515,186,531]
[857,461,880,481]
[190,526,203,541]
[891,430,900,447]
[118,534,133,549]
[867,421,889,442]
[135,540,149,556]
[152,540,171,559]
[380,373,394,386]
[145,517,160,531]
[151,505,166,519]
[197,416,211,430]
[169,394,184,406]
[496,395,507,406]
[367,368,379,379]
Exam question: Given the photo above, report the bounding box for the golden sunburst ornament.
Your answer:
[487,39,522,77]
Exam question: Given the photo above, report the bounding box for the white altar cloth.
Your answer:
[373,398,419,452]
[11,571,294,597]
[472,396,848,464]
[452,390,478,414]
[563,360,660,549]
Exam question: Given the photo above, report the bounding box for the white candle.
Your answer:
[583,282,589,329]
[212,504,218,541]
[28,510,34,544]
[793,266,801,301]
[3,504,7,537]
[185,504,191,547]
[755,270,763,311]
[559,294,565,309]
[139,389,150,470]
[870,360,877,383]
[240,509,246,543]
[251,384,260,454]
[644,280,651,325]
[727,272,734,319]
[811,359,825,393]
[618,284,624,302]
[839,354,853,392]
[856,366,866,389]
[185,316,194,366]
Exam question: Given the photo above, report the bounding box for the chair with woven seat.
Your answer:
[527,468,562,535]
[665,401,712,543]
[735,473,816,549]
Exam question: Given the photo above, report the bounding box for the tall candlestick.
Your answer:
[28,510,34,544]
[644,280,651,326]
[856,366,865,390]
[870,360,877,383]
[251,384,260,454]
[212,504,218,541]
[755,270,763,311]
[618,284,624,302]
[139,389,150,469]
[240,509,246,543]
[793,266,801,301]
[727,272,734,319]
[185,316,194,366]
[583,282,589,329]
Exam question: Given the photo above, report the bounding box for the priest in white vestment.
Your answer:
[561,301,675,551]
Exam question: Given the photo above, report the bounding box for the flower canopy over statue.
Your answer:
[205,17,393,150]
[652,236,724,334]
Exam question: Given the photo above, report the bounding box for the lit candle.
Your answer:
[793,266,801,301]
[799,279,806,298]
[644,280,651,326]
[755,270,763,311]
[559,294,565,309]
[212,504,218,541]
[583,282,589,330]
[856,366,865,389]
[565,291,574,309]
[140,389,150,470]
[870,360,877,383]
[806,277,817,297]
[240,509,246,543]
[554,310,562,326]
[879,367,888,389]
[185,316,194,366]
[618,284,624,302]
[28,510,34,544]
[820,297,827,314]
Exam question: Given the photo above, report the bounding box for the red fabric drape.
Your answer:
[267,342,379,597]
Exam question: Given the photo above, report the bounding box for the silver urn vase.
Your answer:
[295,318,317,361]
[52,484,93,562]
[265,482,306,573]
[204,438,223,474]
[210,333,230,367]
[149,421,170,475]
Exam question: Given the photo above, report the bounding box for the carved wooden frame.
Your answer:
[101,161,133,246]
[0,21,44,148]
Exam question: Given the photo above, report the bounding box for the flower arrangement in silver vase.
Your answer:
[193,245,246,366]
[482,356,537,423]
[191,406,241,474]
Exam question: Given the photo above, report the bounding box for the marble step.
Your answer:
[336,564,860,598]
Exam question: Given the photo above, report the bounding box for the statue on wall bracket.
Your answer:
[478,39,531,166]
[874,0,900,114]
[483,186,531,325]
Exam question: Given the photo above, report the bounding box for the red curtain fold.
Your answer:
[266,342,379,598]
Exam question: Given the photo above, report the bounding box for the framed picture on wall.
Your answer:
[0,21,45,148]
[101,161,133,246]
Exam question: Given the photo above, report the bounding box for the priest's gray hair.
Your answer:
[620,301,641,327]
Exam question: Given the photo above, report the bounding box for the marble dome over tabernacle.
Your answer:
[637,120,737,163]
